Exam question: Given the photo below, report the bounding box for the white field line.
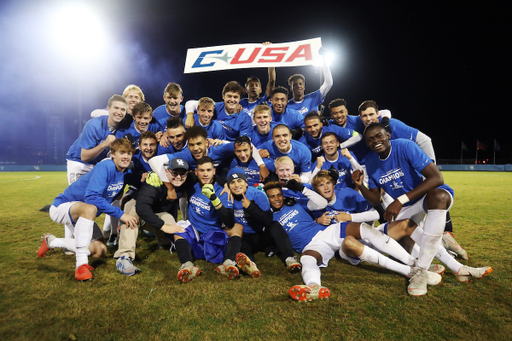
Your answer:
[0,176,41,183]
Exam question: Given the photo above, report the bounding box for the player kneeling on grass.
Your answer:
[38,138,138,281]
[226,168,301,276]
[263,181,442,302]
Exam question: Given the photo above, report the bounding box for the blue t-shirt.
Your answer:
[66,116,114,165]
[229,157,274,187]
[272,202,326,253]
[260,139,312,174]
[299,124,357,160]
[366,139,454,206]
[187,182,233,234]
[287,89,323,116]
[311,150,354,189]
[310,188,371,221]
[214,102,253,141]
[153,105,186,131]
[115,121,160,150]
[270,106,304,130]
[52,159,127,219]
[232,186,270,234]
[250,122,277,148]
[329,115,359,130]
[167,142,235,169]
[240,94,268,118]
[194,115,226,140]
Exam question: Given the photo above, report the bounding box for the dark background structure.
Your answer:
[0,0,509,165]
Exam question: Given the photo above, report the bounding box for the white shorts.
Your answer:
[395,188,454,225]
[302,223,343,268]
[66,160,93,185]
[49,203,102,240]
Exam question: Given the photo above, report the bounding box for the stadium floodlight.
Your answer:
[49,3,108,62]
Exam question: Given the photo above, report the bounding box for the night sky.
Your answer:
[0,0,509,164]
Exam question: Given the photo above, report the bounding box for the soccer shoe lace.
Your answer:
[289,284,331,302]
[116,256,140,276]
[75,264,94,281]
[215,260,239,280]
[37,233,56,257]
[235,253,261,278]
[442,232,469,260]
[177,261,202,283]
[408,268,429,296]
[455,265,493,283]
[285,256,302,273]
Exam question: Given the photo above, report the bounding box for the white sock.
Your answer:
[416,210,446,269]
[435,246,463,273]
[48,238,91,256]
[360,246,411,277]
[361,223,415,266]
[103,215,112,233]
[75,217,94,269]
[300,255,321,286]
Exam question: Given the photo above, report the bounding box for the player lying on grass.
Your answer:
[263,181,442,302]
[310,170,492,284]
[38,138,138,281]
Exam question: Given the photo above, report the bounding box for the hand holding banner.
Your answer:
[184,38,322,74]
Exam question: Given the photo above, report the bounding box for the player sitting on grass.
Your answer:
[38,138,138,282]
[225,168,301,276]
[263,181,442,302]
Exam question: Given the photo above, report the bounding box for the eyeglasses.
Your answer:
[170,170,188,178]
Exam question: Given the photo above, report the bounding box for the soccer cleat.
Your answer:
[235,253,261,278]
[116,255,140,276]
[63,249,74,256]
[289,284,331,302]
[177,261,202,283]
[37,233,56,257]
[442,232,469,260]
[455,265,493,283]
[428,264,446,275]
[106,234,118,247]
[426,271,442,286]
[408,267,429,296]
[215,260,239,280]
[75,264,94,281]
[285,256,302,273]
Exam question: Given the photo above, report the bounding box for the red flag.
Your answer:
[477,140,487,151]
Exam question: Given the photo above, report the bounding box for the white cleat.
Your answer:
[455,265,493,283]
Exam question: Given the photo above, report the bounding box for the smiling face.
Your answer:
[314,178,335,201]
[197,104,214,126]
[304,117,323,138]
[139,137,157,160]
[290,78,305,100]
[125,90,142,112]
[266,187,284,210]
[167,126,186,151]
[229,178,248,196]
[253,110,271,134]
[360,107,380,127]
[107,100,127,126]
[275,161,294,183]
[246,80,262,100]
[111,149,133,172]
[272,126,291,153]
[330,105,348,126]
[195,162,215,186]
[321,134,340,158]
[365,125,391,157]
[165,168,188,187]
[188,136,207,160]
[271,92,288,115]
[164,92,183,115]
[134,111,152,132]
[223,91,241,114]
[234,142,252,163]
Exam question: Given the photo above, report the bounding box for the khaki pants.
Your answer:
[113,199,176,259]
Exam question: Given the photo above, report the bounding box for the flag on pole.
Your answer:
[477,140,487,151]
[494,139,501,151]
[462,141,468,151]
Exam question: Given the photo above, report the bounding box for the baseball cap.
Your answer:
[169,158,189,171]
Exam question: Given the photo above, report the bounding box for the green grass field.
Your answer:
[1,171,511,341]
